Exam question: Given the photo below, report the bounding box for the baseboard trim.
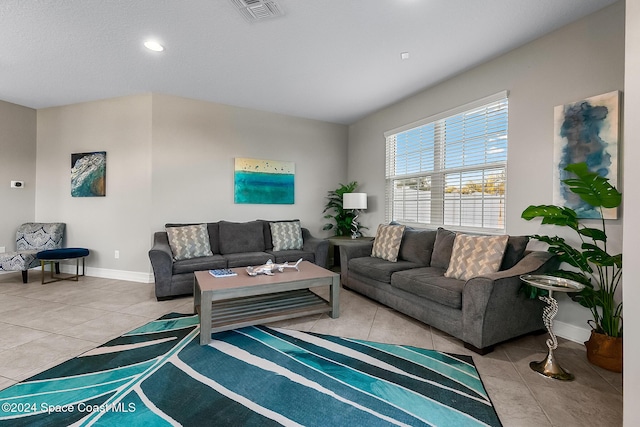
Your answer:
[58,264,153,283]
[554,320,591,344]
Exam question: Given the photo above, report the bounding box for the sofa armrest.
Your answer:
[461,251,556,349]
[149,231,174,298]
[339,241,374,286]
[484,251,558,281]
[302,228,329,268]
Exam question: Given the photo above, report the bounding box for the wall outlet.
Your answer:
[0,246,5,253]
[114,250,120,259]
[10,181,24,188]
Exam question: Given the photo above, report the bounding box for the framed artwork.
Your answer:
[234,158,294,204]
[553,91,620,219]
[71,151,106,197]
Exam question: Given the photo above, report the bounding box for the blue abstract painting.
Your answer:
[234,158,294,204]
[71,151,106,197]
[553,91,619,219]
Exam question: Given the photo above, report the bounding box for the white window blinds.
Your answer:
[384,92,508,232]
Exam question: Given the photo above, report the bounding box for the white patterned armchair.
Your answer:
[0,223,65,283]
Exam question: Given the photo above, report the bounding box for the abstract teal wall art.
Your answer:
[71,151,106,197]
[234,158,294,204]
[553,91,619,219]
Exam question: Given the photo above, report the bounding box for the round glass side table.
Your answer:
[520,274,586,381]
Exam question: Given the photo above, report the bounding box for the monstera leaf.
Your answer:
[521,205,579,229]
[563,162,621,209]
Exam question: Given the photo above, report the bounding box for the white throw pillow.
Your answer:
[270,221,303,251]
[444,234,509,280]
[166,224,213,261]
[371,224,405,262]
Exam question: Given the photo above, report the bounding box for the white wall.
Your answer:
[34,94,348,281]
[623,0,639,424]
[36,95,153,281]
[150,94,348,237]
[0,100,36,252]
[348,2,625,342]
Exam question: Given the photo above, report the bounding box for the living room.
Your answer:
[1,1,638,425]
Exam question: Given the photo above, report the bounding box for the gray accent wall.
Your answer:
[347,2,625,341]
[34,94,347,279]
[0,100,36,253]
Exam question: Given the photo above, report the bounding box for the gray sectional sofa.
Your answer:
[340,226,558,354]
[149,220,328,300]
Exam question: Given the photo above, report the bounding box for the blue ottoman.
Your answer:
[36,248,90,284]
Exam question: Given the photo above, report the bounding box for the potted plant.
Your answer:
[521,162,622,372]
[323,182,367,237]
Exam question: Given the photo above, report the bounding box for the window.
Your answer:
[384,92,508,232]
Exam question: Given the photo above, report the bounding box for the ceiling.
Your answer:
[0,0,618,125]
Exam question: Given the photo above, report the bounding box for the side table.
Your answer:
[520,274,586,381]
[327,236,374,270]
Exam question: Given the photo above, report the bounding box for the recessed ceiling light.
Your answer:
[400,52,410,60]
[144,40,164,52]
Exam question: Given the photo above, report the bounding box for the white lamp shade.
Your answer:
[343,193,367,210]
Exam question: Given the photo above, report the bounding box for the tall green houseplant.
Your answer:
[323,181,363,237]
[521,162,622,338]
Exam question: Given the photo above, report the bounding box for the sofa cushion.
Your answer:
[172,254,227,274]
[349,256,421,284]
[218,221,265,254]
[166,222,220,254]
[391,267,464,309]
[267,249,314,264]
[500,235,529,270]
[223,252,274,268]
[166,224,213,261]
[445,234,509,280]
[430,227,456,269]
[399,229,437,265]
[270,221,303,251]
[371,224,405,262]
[260,219,300,250]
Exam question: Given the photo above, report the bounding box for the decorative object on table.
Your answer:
[234,157,295,204]
[553,91,620,219]
[522,161,623,372]
[0,313,502,426]
[322,181,368,237]
[520,274,586,380]
[0,222,65,283]
[71,151,106,197]
[246,258,303,276]
[342,192,368,239]
[209,268,237,278]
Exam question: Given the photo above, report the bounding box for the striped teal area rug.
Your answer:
[0,313,502,426]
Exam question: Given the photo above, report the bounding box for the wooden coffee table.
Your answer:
[194,261,340,345]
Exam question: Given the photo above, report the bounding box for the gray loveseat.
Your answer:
[340,226,557,354]
[149,220,329,300]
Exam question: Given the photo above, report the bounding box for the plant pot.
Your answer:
[584,330,623,373]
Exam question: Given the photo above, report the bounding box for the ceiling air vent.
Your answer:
[230,0,284,22]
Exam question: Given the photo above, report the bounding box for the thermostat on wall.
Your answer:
[10,181,24,188]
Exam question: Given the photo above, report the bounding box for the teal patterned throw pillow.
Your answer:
[270,221,303,251]
[166,224,213,261]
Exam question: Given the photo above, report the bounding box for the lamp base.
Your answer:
[350,212,360,239]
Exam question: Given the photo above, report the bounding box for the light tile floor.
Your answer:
[0,272,623,426]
